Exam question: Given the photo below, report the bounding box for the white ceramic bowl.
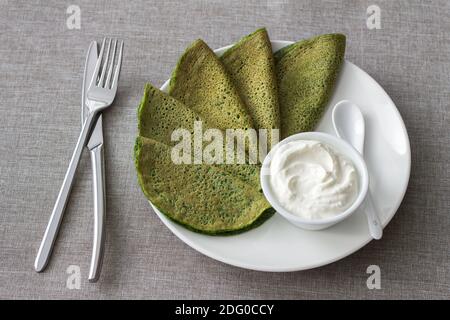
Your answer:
[260,132,369,230]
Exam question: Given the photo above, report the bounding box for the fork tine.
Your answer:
[105,39,118,89]
[111,41,124,90]
[90,38,106,89]
[98,38,111,87]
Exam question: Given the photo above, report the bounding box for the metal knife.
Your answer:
[82,41,106,282]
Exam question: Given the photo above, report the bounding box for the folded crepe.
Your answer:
[134,136,274,235]
[138,83,207,145]
[137,83,261,189]
[221,28,280,148]
[169,39,253,131]
[275,34,346,138]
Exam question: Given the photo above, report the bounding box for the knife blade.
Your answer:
[83,42,104,151]
[82,41,98,123]
[82,41,106,282]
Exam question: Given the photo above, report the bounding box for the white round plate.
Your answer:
[150,40,411,271]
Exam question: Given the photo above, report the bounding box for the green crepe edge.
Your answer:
[220,27,268,60]
[274,33,346,138]
[133,136,274,236]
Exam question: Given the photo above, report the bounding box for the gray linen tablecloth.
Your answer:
[0,0,449,299]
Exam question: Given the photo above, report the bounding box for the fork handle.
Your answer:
[88,143,106,282]
[34,111,97,272]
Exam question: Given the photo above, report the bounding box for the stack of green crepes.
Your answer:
[135,28,346,235]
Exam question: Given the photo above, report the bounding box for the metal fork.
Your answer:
[34,38,124,273]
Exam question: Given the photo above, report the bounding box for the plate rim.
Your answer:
[150,40,411,272]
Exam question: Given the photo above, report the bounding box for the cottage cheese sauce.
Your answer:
[269,140,358,220]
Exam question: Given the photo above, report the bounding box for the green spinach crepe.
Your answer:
[137,83,261,189]
[169,39,253,131]
[221,28,280,148]
[134,136,274,235]
[135,31,347,236]
[275,33,346,138]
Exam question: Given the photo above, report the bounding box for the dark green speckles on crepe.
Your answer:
[134,136,274,235]
[169,39,254,131]
[221,28,280,148]
[137,83,261,190]
[135,85,271,234]
[138,83,205,144]
[134,31,347,236]
[275,33,346,138]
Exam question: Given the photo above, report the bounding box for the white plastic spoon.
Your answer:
[332,100,383,240]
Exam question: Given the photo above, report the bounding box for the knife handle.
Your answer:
[34,112,97,272]
[88,143,106,282]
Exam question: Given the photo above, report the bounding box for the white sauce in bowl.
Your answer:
[269,140,358,220]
